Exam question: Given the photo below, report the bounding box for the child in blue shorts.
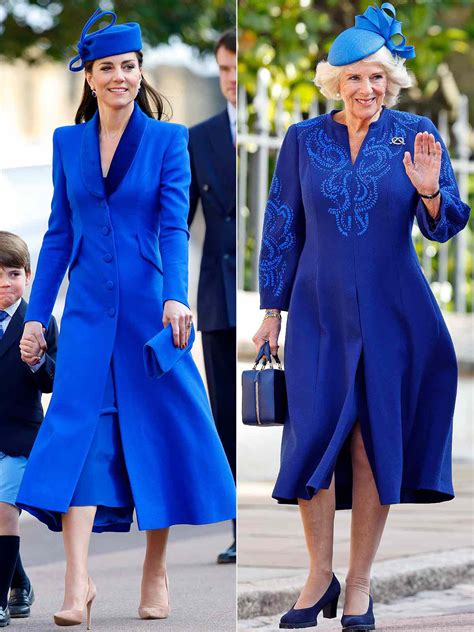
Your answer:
[0,231,57,627]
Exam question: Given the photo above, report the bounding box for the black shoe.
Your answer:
[8,583,35,618]
[217,540,236,564]
[0,606,10,627]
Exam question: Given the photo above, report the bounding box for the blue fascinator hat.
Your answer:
[69,8,142,72]
[328,2,415,66]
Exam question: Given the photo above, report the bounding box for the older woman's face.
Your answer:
[86,52,141,110]
[338,61,387,121]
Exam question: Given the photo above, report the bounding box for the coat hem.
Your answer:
[272,483,454,509]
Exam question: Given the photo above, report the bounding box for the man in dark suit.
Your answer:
[0,231,57,626]
[188,29,236,564]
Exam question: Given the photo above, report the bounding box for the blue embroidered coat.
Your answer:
[16,103,236,530]
[259,106,471,508]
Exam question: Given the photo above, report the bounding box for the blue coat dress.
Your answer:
[259,106,471,509]
[16,102,236,531]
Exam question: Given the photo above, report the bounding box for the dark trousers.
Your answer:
[201,328,236,480]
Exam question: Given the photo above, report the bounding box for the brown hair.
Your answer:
[215,29,236,56]
[74,51,172,124]
[0,231,31,274]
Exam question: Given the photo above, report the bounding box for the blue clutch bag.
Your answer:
[241,341,287,426]
[143,324,195,379]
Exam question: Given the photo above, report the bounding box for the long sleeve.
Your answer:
[259,124,306,310]
[25,129,73,327]
[159,125,191,307]
[30,315,58,393]
[415,117,471,243]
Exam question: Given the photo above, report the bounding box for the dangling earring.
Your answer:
[336,92,341,99]
[91,87,97,98]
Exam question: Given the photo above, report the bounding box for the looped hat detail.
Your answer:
[328,2,415,66]
[69,8,142,72]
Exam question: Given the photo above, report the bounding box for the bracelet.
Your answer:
[263,309,282,321]
[418,188,440,199]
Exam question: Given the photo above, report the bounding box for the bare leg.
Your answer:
[0,503,20,536]
[60,506,97,611]
[140,528,170,608]
[294,475,336,609]
[344,422,390,615]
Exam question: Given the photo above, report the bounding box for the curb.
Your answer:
[238,547,474,619]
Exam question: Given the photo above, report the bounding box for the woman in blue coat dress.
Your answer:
[253,3,471,630]
[17,8,235,627]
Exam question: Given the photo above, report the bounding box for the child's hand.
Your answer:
[20,333,45,366]
[20,321,47,366]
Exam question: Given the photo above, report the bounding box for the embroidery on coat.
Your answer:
[260,175,296,297]
[297,110,419,237]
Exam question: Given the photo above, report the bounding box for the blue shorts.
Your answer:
[0,452,27,507]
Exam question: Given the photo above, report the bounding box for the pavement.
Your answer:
[237,463,474,627]
[13,518,236,631]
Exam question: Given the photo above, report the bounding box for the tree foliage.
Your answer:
[239,0,474,112]
[0,0,235,62]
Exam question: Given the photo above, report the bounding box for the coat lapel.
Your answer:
[0,298,27,359]
[81,103,149,200]
[208,110,235,176]
[105,103,148,198]
[81,109,105,199]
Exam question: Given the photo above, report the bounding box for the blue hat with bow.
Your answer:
[328,2,415,66]
[69,8,142,72]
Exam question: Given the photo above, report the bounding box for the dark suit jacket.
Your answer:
[188,109,236,332]
[0,298,57,457]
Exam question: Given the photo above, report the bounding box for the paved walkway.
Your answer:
[239,583,474,630]
[238,463,473,623]
[14,520,235,631]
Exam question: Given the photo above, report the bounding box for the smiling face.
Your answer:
[338,60,387,122]
[0,267,30,310]
[85,52,142,110]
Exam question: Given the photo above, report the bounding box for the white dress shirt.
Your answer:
[227,101,236,146]
[2,298,45,372]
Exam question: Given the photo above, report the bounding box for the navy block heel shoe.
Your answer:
[341,594,375,631]
[279,573,341,629]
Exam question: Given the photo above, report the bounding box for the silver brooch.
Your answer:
[390,136,405,145]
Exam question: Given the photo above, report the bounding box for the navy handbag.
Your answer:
[242,341,287,426]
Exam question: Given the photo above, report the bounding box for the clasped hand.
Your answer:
[20,321,47,366]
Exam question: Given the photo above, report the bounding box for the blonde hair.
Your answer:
[314,46,413,108]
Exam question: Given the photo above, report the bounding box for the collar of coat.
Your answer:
[0,298,27,358]
[81,101,149,199]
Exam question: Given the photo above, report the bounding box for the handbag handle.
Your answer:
[253,341,283,370]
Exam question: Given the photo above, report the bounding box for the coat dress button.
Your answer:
[225,216,231,222]
[103,253,113,263]
[105,280,114,290]
[108,307,116,317]
[223,253,230,260]
[202,184,209,192]
[101,226,110,235]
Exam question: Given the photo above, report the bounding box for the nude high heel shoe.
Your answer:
[138,572,170,620]
[54,577,97,629]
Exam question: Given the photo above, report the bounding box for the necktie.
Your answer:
[0,311,9,340]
